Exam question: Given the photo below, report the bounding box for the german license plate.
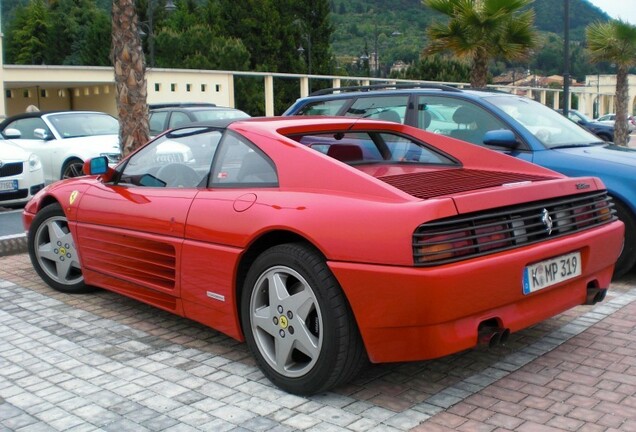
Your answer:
[523,251,581,295]
[0,180,18,193]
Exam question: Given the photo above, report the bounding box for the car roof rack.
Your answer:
[149,102,217,109]
[309,82,462,96]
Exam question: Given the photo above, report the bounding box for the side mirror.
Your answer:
[483,129,519,149]
[3,128,21,139]
[83,156,115,182]
[33,128,51,140]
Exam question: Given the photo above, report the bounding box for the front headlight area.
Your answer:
[101,153,122,164]
[28,153,42,172]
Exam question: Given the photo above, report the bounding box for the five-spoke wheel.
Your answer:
[241,243,365,395]
[249,265,323,378]
[62,158,85,180]
[28,203,90,293]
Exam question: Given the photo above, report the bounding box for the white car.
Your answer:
[0,111,121,184]
[0,136,45,207]
[595,113,636,132]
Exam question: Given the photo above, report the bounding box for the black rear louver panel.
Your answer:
[378,169,557,199]
[413,191,616,266]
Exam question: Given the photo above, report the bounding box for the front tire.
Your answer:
[241,243,366,395]
[61,158,84,180]
[612,199,636,278]
[28,203,91,293]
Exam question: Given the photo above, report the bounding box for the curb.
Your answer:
[0,233,28,257]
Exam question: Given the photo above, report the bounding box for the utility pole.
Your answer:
[563,0,570,117]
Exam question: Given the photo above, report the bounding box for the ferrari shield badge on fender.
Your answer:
[69,190,79,205]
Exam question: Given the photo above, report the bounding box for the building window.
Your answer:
[171,83,177,92]
[186,84,192,92]
[216,84,221,92]
[201,84,207,92]
[154,83,161,92]
[23,90,31,98]
[6,90,13,99]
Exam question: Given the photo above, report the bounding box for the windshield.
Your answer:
[47,112,119,138]
[569,110,592,123]
[486,96,602,148]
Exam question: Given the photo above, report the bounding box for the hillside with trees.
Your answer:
[330,0,618,81]
[0,0,625,113]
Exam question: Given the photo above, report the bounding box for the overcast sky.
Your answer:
[587,0,636,25]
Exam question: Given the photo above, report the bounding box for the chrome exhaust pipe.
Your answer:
[479,330,501,348]
[585,287,607,305]
[478,327,510,348]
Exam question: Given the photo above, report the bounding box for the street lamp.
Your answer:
[371,29,402,78]
[297,35,312,76]
[139,0,176,68]
[360,53,370,77]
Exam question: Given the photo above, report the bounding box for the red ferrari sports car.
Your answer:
[23,117,623,395]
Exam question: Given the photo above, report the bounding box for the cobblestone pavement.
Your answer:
[1,252,636,432]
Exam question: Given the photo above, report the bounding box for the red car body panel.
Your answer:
[23,117,625,364]
[330,222,619,362]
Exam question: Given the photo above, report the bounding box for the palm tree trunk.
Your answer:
[111,0,150,157]
[614,65,630,146]
[471,49,489,88]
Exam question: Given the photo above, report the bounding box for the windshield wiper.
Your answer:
[549,143,600,149]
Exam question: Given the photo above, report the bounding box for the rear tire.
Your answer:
[241,243,366,395]
[612,199,636,278]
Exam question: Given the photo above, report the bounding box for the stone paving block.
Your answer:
[210,404,257,425]
[311,405,361,427]
[190,397,225,412]
[1,412,39,430]
[282,413,322,430]
[383,409,431,429]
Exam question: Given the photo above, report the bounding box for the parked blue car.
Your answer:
[284,84,636,277]
[558,109,615,142]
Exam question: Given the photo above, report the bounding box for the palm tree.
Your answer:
[586,20,636,147]
[422,0,537,88]
[111,0,150,156]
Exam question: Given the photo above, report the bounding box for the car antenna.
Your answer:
[346,102,376,132]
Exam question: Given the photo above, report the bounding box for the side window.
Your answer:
[345,96,409,124]
[417,96,508,146]
[168,111,192,129]
[149,111,169,135]
[295,99,350,116]
[119,127,221,188]
[211,132,277,187]
[6,118,49,139]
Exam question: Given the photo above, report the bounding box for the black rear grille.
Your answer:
[413,191,616,266]
[0,162,23,177]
